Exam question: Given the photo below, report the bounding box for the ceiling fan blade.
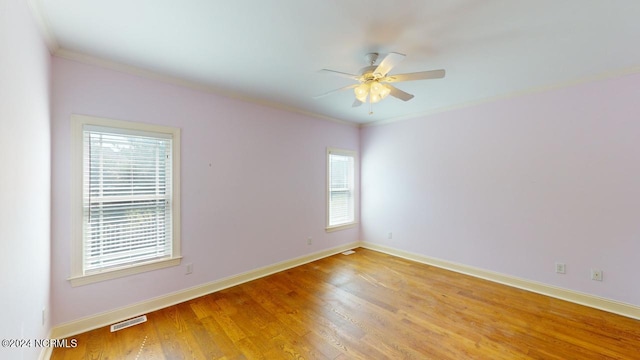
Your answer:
[318,69,360,80]
[313,84,357,99]
[385,84,414,101]
[383,69,446,83]
[373,52,405,77]
[352,99,363,107]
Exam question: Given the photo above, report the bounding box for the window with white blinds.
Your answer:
[70,115,181,286]
[327,148,356,229]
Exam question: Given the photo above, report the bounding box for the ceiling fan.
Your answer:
[315,52,445,113]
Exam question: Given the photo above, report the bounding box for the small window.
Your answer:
[326,148,357,231]
[70,114,181,286]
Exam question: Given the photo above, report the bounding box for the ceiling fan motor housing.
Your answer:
[359,65,378,81]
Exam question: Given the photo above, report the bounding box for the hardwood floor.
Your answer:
[51,248,640,359]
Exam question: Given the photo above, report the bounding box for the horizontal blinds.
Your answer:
[328,152,354,226]
[83,128,173,273]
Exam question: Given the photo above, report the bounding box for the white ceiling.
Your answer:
[34,0,640,124]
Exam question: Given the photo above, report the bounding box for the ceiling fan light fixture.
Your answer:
[369,93,383,104]
[379,84,391,99]
[354,83,369,102]
[356,81,391,104]
[369,81,384,95]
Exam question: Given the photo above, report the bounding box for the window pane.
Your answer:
[328,150,355,227]
[83,128,173,273]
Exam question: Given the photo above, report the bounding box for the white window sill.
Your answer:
[68,257,182,287]
[325,222,358,232]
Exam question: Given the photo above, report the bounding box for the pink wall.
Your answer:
[47,32,640,329]
[51,58,360,326]
[0,0,52,358]
[361,73,640,306]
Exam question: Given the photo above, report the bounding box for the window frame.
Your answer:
[326,147,358,232]
[69,114,181,286]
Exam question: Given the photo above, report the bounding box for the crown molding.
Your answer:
[53,49,357,128]
[363,64,640,128]
[20,1,640,129]
[25,0,59,53]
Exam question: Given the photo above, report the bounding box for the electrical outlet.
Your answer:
[591,269,603,281]
[388,232,393,240]
[307,237,312,245]
[555,262,566,274]
[186,263,193,275]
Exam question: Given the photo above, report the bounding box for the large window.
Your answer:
[70,115,181,286]
[327,148,356,230]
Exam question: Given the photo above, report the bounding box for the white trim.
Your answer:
[38,329,53,360]
[69,257,182,287]
[49,242,360,340]
[46,47,640,129]
[25,0,60,53]
[325,222,358,232]
[326,147,358,230]
[53,49,357,128]
[70,114,181,285]
[360,241,640,321]
[43,240,640,357]
[362,64,640,128]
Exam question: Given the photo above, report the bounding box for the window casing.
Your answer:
[70,115,181,286]
[326,148,357,231]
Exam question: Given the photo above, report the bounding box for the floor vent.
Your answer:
[110,315,147,332]
[342,250,356,255]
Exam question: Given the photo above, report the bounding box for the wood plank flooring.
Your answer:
[51,248,640,359]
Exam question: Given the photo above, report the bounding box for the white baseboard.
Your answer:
[360,241,640,321]
[38,330,53,360]
[46,239,639,359]
[49,242,359,340]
